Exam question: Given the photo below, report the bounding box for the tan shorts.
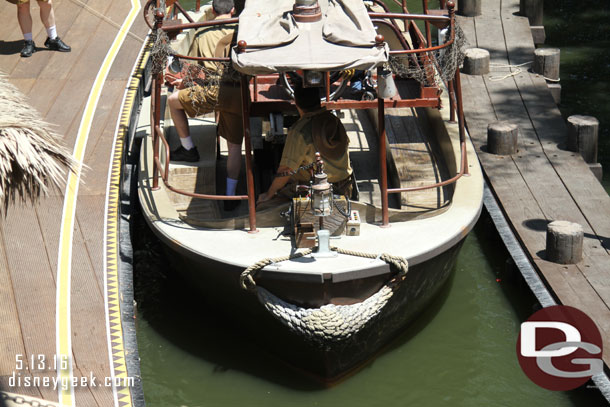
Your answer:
[7,0,49,4]
[178,82,244,145]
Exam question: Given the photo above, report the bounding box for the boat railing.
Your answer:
[148,1,467,230]
[148,13,253,226]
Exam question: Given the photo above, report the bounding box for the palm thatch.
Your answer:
[0,73,78,211]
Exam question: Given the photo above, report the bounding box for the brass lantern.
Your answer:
[311,153,333,217]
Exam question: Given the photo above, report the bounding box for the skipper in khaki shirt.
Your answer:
[257,86,353,205]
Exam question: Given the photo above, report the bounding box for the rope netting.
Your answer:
[388,23,467,87]
[150,25,238,111]
[241,247,409,342]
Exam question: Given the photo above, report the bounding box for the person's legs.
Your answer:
[17,2,33,36]
[223,141,241,210]
[39,0,70,51]
[168,91,191,140]
[17,1,35,57]
[226,142,241,182]
[168,90,199,161]
[38,0,55,29]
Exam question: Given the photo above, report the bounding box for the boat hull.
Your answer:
[146,218,464,381]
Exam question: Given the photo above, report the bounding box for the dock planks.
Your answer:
[459,0,610,368]
[0,0,148,405]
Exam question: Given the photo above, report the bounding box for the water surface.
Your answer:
[134,1,608,406]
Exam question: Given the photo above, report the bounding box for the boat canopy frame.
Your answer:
[146,0,468,233]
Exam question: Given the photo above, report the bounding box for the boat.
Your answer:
[137,0,483,381]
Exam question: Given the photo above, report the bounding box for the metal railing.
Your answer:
[147,0,467,229]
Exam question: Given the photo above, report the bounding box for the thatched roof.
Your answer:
[0,73,77,211]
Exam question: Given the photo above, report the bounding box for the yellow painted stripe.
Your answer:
[55,1,141,406]
[104,42,151,407]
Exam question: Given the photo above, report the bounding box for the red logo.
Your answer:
[517,305,603,391]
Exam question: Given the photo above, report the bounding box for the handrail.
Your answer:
[172,1,194,23]
[152,123,248,201]
[386,69,469,201]
[148,3,467,229]
[149,11,255,232]
[161,17,239,32]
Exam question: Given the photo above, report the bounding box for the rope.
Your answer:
[488,61,560,83]
[240,248,314,291]
[240,246,409,341]
[275,162,315,178]
[67,0,146,43]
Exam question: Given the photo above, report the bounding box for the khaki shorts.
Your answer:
[6,0,49,4]
[178,82,244,145]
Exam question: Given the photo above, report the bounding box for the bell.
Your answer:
[377,69,397,99]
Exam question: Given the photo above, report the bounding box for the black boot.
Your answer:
[44,37,71,52]
[20,40,36,58]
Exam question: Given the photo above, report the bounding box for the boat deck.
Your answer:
[164,98,452,222]
[0,0,148,405]
[458,0,610,372]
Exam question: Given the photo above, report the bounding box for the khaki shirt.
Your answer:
[187,18,237,74]
[280,109,352,183]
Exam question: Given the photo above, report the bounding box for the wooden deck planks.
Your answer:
[0,204,58,402]
[461,0,610,368]
[0,0,148,404]
[8,0,91,79]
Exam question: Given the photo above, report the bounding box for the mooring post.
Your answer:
[520,0,543,25]
[533,48,561,104]
[520,0,545,45]
[546,221,584,264]
[458,0,481,16]
[567,115,599,164]
[487,121,518,155]
[533,48,560,80]
[462,48,490,75]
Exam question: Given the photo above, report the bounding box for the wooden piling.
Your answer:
[458,0,481,16]
[520,0,543,26]
[567,115,599,164]
[546,221,583,264]
[487,121,518,155]
[462,48,490,75]
[533,48,560,81]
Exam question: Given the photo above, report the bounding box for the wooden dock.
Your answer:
[458,0,610,372]
[0,0,148,405]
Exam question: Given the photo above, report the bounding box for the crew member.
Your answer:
[11,0,71,57]
[166,0,243,209]
[257,85,352,205]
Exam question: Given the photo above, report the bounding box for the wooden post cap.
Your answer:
[567,115,599,164]
[458,0,482,16]
[546,220,584,264]
[520,0,544,26]
[533,48,560,81]
[462,48,490,75]
[487,121,518,155]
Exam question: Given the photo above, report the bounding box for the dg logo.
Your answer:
[517,305,603,391]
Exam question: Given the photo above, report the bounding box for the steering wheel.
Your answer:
[280,70,349,101]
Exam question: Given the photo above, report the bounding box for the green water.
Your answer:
[134,215,604,406]
[543,0,610,193]
[134,1,608,406]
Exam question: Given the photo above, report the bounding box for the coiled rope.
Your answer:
[488,61,560,82]
[240,247,409,341]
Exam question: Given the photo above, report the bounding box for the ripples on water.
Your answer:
[134,1,608,405]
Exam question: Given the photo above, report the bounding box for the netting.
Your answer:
[150,24,237,112]
[388,23,467,87]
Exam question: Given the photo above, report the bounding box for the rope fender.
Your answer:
[240,248,409,341]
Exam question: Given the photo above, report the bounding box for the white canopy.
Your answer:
[232,0,389,74]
